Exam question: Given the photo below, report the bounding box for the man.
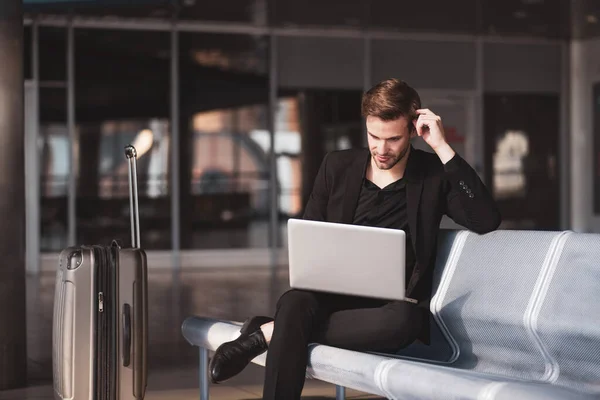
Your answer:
[208,78,501,399]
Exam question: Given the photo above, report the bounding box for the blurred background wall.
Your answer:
[18,0,600,274]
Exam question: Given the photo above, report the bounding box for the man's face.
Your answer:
[366,115,414,170]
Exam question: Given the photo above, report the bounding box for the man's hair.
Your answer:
[361,79,421,131]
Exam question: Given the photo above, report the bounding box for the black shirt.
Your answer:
[352,177,417,284]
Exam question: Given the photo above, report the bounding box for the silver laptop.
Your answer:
[287,218,409,301]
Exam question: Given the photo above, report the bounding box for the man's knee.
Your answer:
[379,303,424,348]
[318,303,421,352]
[276,289,320,315]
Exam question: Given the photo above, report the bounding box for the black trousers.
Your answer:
[262,289,424,400]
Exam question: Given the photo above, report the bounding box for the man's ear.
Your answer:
[410,120,418,137]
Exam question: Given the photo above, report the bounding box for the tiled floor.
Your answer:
[0,266,384,400]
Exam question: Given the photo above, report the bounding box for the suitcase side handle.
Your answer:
[122,303,131,367]
[125,145,141,249]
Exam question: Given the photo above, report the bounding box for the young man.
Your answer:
[209,78,501,399]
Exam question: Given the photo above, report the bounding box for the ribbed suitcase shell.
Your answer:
[52,246,148,400]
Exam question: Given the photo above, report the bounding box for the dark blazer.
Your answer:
[302,146,501,341]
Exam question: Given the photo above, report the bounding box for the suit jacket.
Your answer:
[302,146,502,343]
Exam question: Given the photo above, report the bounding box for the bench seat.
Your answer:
[182,230,600,399]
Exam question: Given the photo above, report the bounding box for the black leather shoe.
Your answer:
[209,316,273,384]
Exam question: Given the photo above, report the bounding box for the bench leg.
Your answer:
[199,347,209,400]
[336,385,346,400]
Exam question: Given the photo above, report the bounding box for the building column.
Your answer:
[0,0,27,390]
[568,0,600,232]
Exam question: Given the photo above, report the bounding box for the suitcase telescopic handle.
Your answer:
[125,145,141,249]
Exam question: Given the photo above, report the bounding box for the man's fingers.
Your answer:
[416,117,432,125]
[416,108,437,117]
[417,115,441,124]
[415,119,430,135]
[417,113,440,118]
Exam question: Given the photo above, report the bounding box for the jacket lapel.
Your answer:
[341,149,370,224]
[404,146,424,254]
[404,147,425,294]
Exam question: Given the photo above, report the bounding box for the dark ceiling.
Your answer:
[23,0,600,123]
[25,26,270,122]
[23,0,600,40]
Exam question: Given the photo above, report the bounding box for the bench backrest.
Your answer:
[537,233,600,393]
[397,230,600,394]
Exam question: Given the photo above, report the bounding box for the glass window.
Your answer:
[277,36,364,90]
[24,26,32,80]
[571,1,600,39]
[481,0,569,39]
[179,0,267,24]
[179,32,270,250]
[369,0,478,34]
[75,29,171,250]
[276,89,363,247]
[40,88,68,252]
[26,1,173,19]
[39,27,67,82]
[593,83,600,214]
[371,40,476,91]
[493,130,529,200]
[38,26,68,252]
[248,96,303,218]
[484,94,560,230]
[75,3,173,19]
[270,0,367,29]
[273,97,302,216]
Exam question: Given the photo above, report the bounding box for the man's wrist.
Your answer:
[434,142,456,164]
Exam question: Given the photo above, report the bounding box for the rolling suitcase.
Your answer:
[52,145,148,400]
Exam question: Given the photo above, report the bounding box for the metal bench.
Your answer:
[181,230,600,399]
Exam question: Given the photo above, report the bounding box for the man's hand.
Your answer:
[414,108,456,164]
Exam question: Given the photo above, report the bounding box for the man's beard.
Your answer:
[372,145,410,170]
